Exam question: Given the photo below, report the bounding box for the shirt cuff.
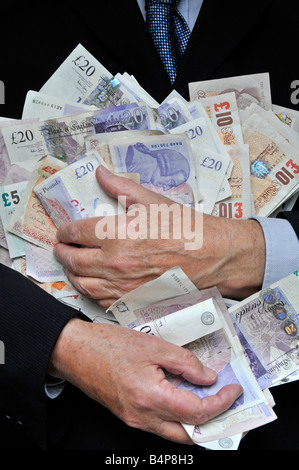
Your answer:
[45,376,65,399]
[254,217,299,288]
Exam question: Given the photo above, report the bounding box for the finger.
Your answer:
[54,242,157,285]
[147,419,194,445]
[96,165,172,207]
[56,212,146,248]
[62,269,129,300]
[196,384,244,424]
[56,217,103,247]
[157,379,243,426]
[98,298,119,309]
[54,244,107,276]
[157,345,217,386]
[149,344,243,424]
[57,165,177,247]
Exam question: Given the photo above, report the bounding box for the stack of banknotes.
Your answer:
[0,44,299,450]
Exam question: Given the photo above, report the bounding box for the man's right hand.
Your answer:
[48,318,243,445]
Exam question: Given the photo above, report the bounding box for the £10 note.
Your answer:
[212,144,254,219]
[200,92,244,146]
[242,112,299,216]
[189,73,272,110]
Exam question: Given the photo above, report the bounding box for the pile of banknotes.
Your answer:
[0,44,299,450]
[109,266,299,450]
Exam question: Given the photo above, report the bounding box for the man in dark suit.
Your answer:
[0,0,298,451]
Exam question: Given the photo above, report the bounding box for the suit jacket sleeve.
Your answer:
[0,263,87,448]
[277,211,299,238]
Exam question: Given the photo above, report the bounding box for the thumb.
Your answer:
[96,165,171,208]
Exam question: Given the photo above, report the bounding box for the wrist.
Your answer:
[47,317,85,380]
[188,215,266,299]
[215,217,266,298]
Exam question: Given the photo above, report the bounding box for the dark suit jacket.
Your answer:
[0,0,298,450]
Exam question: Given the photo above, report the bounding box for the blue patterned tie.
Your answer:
[145,0,191,84]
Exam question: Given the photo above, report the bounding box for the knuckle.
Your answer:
[66,253,80,274]
[67,223,81,244]
[131,389,149,412]
[65,251,89,275]
[149,420,167,439]
[116,278,141,294]
[73,277,97,298]
[121,396,147,430]
[125,382,151,415]
[119,177,135,196]
[97,278,125,300]
[98,299,114,309]
[195,413,210,425]
[70,276,87,295]
[122,412,143,431]
[182,348,200,367]
[193,395,221,425]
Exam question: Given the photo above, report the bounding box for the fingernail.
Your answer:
[98,165,111,175]
[203,366,217,381]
